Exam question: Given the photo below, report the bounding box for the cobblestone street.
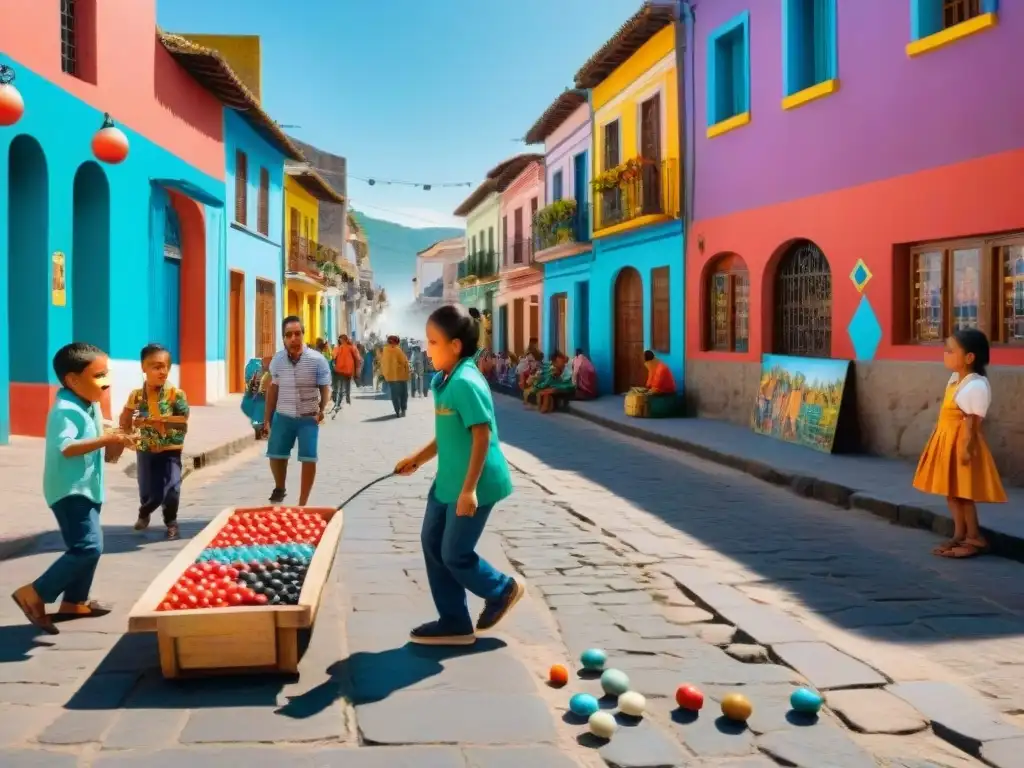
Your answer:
[2,390,1023,766]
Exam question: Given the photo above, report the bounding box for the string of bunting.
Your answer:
[348,175,474,191]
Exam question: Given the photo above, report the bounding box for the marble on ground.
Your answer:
[0,390,1012,767]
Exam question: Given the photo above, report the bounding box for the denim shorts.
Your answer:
[266,413,319,463]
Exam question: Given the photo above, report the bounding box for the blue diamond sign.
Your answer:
[850,259,873,293]
[848,295,882,361]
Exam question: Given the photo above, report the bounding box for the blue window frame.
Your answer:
[911,0,996,40]
[552,170,563,202]
[782,0,837,96]
[706,11,750,127]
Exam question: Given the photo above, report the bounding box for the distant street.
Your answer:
[1,389,1020,766]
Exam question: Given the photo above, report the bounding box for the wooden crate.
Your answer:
[127,505,344,679]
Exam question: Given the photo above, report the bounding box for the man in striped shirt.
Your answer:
[262,316,332,505]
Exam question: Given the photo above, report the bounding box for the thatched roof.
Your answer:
[574,2,675,89]
[524,89,588,145]
[159,32,304,161]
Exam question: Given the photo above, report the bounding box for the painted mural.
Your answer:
[751,354,850,454]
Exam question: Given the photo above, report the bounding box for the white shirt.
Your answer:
[270,347,332,417]
[948,372,991,418]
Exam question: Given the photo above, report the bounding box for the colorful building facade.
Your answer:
[577,4,685,394]
[496,156,545,356]
[684,0,1024,481]
[0,1,230,441]
[455,181,502,322]
[526,90,594,359]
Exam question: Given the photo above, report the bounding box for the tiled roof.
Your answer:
[574,2,676,89]
[524,89,588,145]
[285,165,345,204]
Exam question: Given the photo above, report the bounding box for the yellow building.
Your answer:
[284,166,346,343]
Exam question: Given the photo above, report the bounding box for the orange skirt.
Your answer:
[912,421,1007,503]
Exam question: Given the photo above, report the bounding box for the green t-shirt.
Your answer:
[43,389,105,507]
[431,357,513,507]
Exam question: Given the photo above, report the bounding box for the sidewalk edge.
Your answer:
[565,403,1024,564]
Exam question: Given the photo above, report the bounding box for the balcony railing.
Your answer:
[289,236,347,285]
[533,200,591,253]
[593,158,679,232]
[504,237,534,268]
[458,250,500,281]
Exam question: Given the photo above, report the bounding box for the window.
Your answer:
[782,0,837,97]
[775,240,832,357]
[255,279,276,358]
[907,234,1024,344]
[943,0,982,27]
[651,266,671,353]
[552,171,564,202]
[513,208,524,263]
[912,0,987,39]
[707,254,750,352]
[501,216,508,266]
[257,168,270,236]
[60,0,78,76]
[707,11,751,129]
[234,150,248,226]
[603,120,620,170]
[531,196,539,223]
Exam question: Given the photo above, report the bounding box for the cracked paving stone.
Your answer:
[694,624,738,646]
[888,681,1023,749]
[757,725,877,767]
[825,689,927,735]
[463,746,584,768]
[593,716,690,768]
[771,642,887,690]
[0,750,78,767]
[653,700,755,758]
[724,644,769,664]
[355,691,556,745]
[661,606,714,625]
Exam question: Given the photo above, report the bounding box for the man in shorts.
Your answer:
[263,316,332,505]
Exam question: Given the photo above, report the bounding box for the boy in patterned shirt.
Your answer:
[120,343,189,539]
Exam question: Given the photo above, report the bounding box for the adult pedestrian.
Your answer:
[380,335,411,417]
[331,334,360,411]
[262,316,332,505]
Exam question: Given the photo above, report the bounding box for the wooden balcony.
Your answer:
[593,158,679,234]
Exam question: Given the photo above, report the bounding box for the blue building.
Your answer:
[524,90,594,360]
[223,109,300,393]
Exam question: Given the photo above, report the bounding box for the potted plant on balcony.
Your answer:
[534,199,578,249]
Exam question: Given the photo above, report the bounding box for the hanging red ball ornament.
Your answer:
[0,65,24,127]
[92,113,129,164]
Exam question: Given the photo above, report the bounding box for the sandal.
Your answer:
[932,538,961,556]
[939,539,989,559]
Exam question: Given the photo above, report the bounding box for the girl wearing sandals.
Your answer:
[912,329,1006,559]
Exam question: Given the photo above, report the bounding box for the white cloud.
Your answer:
[355,205,465,231]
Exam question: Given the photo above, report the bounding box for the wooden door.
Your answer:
[513,298,525,356]
[228,271,245,393]
[614,267,646,394]
[528,301,539,347]
[255,279,275,358]
[639,93,662,214]
[498,304,509,353]
[553,294,567,354]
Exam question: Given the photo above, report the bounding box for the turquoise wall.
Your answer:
[0,54,224,442]
[590,221,685,395]
[224,109,285,361]
[541,252,593,358]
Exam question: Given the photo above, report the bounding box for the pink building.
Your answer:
[495,154,544,356]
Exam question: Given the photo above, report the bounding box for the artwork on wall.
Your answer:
[51,251,66,307]
[751,354,851,453]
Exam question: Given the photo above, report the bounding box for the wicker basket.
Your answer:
[624,390,649,418]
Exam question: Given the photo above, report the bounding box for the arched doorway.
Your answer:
[774,240,832,358]
[613,267,646,393]
[7,136,49,437]
[72,162,110,349]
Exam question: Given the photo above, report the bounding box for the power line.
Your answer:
[352,202,465,229]
[349,175,474,191]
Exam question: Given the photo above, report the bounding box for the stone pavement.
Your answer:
[0,389,1014,766]
[0,395,254,561]
[569,398,1024,560]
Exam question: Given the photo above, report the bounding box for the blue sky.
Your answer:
[156,0,640,230]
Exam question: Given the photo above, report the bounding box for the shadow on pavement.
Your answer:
[496,399,1024,645]
[7,521,212,560]
[363,414,399,423]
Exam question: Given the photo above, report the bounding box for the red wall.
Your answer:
[686,148,1024,367]
[0,0,224,178]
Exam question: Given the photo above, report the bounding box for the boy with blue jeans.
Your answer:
[12,343,135,634]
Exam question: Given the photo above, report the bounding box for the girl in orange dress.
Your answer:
[912,329,1006,559]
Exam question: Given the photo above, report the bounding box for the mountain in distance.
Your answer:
[351,210,462,304]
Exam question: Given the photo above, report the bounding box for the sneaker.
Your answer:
[134,515,151,531]
[269,488,287,503]
[165,523,180,540]
[11,585,58,634]
[409,621,476,646]
[476,578,525,631]
[55,599,113,618]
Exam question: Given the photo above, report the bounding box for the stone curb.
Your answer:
[0,433,256,563]
[565,403,1024,564]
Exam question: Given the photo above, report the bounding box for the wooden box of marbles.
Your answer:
[127,505,344,679]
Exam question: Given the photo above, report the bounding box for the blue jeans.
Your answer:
[420,485,510,633]
[34,495,103,604]
[137,451,182,524]
[390,380,409,414]
[267,413,320,463]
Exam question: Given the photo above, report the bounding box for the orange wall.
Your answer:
[686,148,1024,367]
[0,0,224,179]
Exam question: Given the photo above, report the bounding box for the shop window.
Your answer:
[706,254,749,352]
[782,0,837,96]
[707,11,751,129]
[905,234,1024,343]
[651,266,671,353]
